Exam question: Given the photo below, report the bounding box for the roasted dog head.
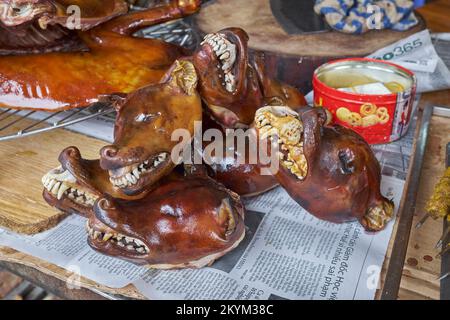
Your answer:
[254,106,394,232]
[193,27,263,128]
[0,0,128,54]
[100,60,202,196]
[42,146,140,217]
[193,27,306,128]
[0,0,55,27]
[0,0,127,28]
[88,173,245,268]
[42,147,106,217]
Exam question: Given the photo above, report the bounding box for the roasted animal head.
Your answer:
[0,0,54,27]
[100,60,202,196]
[254,106,394,232]
[193,27,264,127]
[42,147,105,217]
[0,0,127,28]
[88,174,245,268]
[0,0,128,54]
[42,146,139,217]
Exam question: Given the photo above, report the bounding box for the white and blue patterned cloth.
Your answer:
[314,0,418,34]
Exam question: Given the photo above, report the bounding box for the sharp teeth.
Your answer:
[132,168,140,179]
[47,179,56,191]
[136,247,144,253]
[51,181,61,195]
[117,242,125,247]
[126,245,134,250]
[57,182,70,200]
[93,231,101,239]
[38,17,48,30]
[125,236,134,243]
[103,233,113,241]
[126,173,136,184]
[220,51,230,60]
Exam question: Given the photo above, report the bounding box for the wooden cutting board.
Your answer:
[0,117,107,234]
[195,0,426,93]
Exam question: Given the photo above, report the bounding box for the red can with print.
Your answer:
[313,58,417,144]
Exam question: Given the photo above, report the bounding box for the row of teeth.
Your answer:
[42,175,96,204]
[255,112,308,180]
[201,33,236,93]
[86,222,149,254]
[109,153,167,188]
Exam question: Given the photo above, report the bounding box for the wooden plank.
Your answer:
[0,246,145,300]
[377,112,450,300]
[380,104,433,299]
[0,118,107,234]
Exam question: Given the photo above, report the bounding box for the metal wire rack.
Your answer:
[0,3,199,142]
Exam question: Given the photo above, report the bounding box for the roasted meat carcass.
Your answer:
[0,0,200,111]
[254,105,394,232]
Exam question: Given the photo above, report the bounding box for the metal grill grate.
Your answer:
[0,3,198,142]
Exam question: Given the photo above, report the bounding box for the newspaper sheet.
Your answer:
[367,30,450,93]
[0,106,419,299]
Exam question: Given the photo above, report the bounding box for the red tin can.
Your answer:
[313,58,417,144]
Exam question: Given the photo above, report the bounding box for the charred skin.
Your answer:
[89,173,245,268]
[193,27,306,128]
[0,0,201,111]
[254,106,394,232]
[201,112,278,197]
[100,60,202,196]
[42,146,141,217]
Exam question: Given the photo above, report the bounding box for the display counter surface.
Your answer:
[0,1,449,300]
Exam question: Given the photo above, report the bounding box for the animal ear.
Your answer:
[164,59,198,95]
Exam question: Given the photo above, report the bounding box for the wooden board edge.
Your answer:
[0,210,69,235]
[0,246,146,300]
[379,104,433,299]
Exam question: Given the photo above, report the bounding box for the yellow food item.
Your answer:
[319,71,379,89]
[384,81,405,93]
[347,112,362,126]
[376,107,390,124]
[425,167,450,220]
[319,70,406,93]
[360,103,377,116]
[336,107,351,121]
[361,115,380,127]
